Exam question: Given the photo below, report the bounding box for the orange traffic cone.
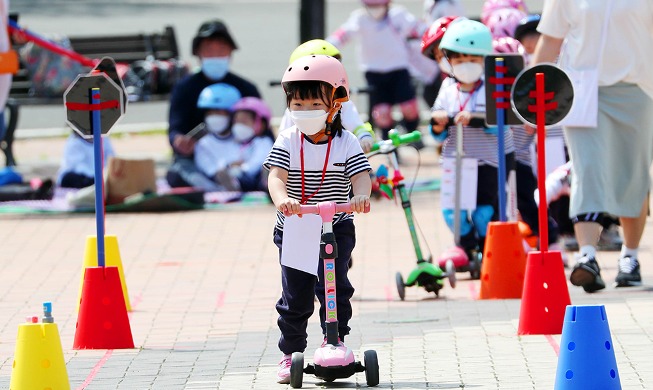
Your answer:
[479,221,527,299]
[73,266,134,349]
[518,250,571,335]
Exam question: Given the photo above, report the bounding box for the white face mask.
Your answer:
[367,6,387,20]
[452,62,484,84]
[289,110,328,136]
[231,123,255,143]
[438,58,453,76]
[205,114,230,134]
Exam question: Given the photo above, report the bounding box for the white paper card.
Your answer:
[545,136,567,176]
[440,157,478,210]
[281,214,322,275]
[559,68,599,128]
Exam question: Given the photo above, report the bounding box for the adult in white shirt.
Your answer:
[532,0,653,292]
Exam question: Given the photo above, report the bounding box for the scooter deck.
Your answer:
[305,361,364,382]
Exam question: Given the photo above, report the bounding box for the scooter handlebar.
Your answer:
[369,129,422,153]
[298,201,370,217]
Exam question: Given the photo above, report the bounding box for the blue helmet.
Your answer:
[440,19,493,56]
[197,83,242,110]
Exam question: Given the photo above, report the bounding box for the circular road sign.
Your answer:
[510,63,574,127]
[64,72,125,138]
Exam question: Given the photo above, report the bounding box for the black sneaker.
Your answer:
[569,256,606,293]
[615,256,642,287]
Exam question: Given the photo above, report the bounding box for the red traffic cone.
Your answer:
[518,250,571,335]
[73,266,134,349]
[479,221,527,299]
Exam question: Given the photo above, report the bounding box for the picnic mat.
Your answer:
[0,187,271,215]
[0,178,439,215]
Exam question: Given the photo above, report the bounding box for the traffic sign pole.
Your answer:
[534,73,548,252]
[91,87,106,267]
[495,58,507,222]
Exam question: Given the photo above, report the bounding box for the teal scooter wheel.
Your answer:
[445,259,457,288]
[395,272,406,301]
[290,352,304,388]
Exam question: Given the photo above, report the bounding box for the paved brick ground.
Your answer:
[0,134,652,389]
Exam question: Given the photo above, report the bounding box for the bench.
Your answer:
[2,25,181,166]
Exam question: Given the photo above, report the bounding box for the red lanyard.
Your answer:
[457,80,482,112]
[300,134,332,204]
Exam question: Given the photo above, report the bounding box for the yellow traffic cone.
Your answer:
[10,303,70,390]
[77,235,131,311]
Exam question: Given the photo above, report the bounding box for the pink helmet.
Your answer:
[282,54,349,103]
[361,0,390,5]
[481,0,529,24]
[485,7,527,39]
[420,16,460,60]
[232,97,272,123]
[492,36,526,56]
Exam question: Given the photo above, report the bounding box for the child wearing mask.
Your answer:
[278,39,375,152]
[327,0,425,140]
[212,97,274,192]
[193,83,243,191]
[264,55,371,384]
[430,19,515,264]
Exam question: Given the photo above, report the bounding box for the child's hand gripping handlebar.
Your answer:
[367,129,422,156]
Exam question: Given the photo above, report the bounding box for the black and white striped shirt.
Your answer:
[433,80,515,167]
[264,127,371,231]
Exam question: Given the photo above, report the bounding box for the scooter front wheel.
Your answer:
[290,352,304,388]
[445,259,457,288]
[395,272,405,301]
[364,350,379,387]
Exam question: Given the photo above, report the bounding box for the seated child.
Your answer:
[57,131,115,188]
[192,83,242,191]
[213,97,275,192]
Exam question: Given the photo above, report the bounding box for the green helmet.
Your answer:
[288,39,341,64]
[439,19,493,56]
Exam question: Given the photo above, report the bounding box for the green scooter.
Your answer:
[367,130,456,300]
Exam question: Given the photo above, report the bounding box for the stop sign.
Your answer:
[64,72,125,138]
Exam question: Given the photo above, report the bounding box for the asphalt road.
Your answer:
[10,0,543,131]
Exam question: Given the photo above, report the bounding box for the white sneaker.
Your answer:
[277,354,291,384]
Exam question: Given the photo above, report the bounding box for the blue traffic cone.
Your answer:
[555,305,621,389]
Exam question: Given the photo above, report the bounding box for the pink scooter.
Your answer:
[290,201,378,388]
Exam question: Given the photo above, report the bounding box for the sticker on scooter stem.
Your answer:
[440,157,478,210]
[510,63,574,127]
[281,214,322,275]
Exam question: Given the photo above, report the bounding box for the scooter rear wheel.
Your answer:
[290,352,304,388]
[364,350,379,386]
[445,259,457,288]
[395,272,405,301]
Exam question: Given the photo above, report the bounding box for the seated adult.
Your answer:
[166,19,260,188]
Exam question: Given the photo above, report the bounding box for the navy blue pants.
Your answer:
[274,219,356,355]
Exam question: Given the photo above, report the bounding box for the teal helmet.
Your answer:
[197,83,242,110]
[439,19,493,56]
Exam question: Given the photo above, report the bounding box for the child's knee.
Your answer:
[442,208,473,236]
[471,205,494,237]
